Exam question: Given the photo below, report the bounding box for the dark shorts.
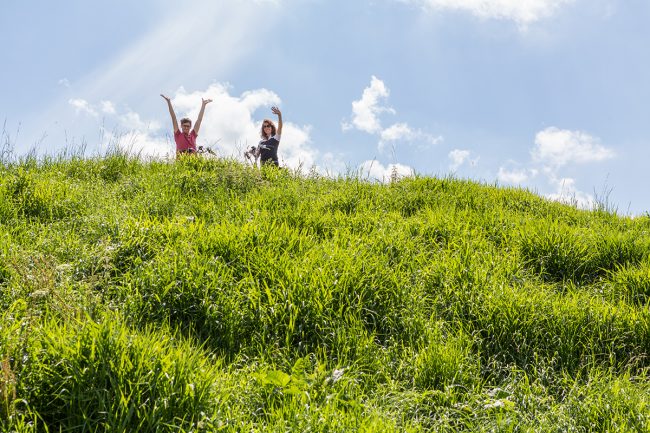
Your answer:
[261,157,279,167]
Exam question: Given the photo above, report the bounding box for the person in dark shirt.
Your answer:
[258,106,283,166]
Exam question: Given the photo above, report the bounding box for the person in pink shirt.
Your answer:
[160,94,212,156]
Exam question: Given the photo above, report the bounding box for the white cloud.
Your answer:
[101,129,170,159]
[279,124,318,170]
[546,177,594,209]
[101,101,116,115]
[495,127,613,208]
[402,0,575,25]
[343,75,394,134]
[497,166,536,184]
[448,149,471,171]
[379,123,443,152]
[532,127,615,168]
[58,78,70,88]
[359,160,415,182]
[380,123,414,143]
[68,99,98,117]
[119,110,162,133]
[66,98,168,156]
[319,152,349,177]
[240,88,284,113]
[344,76,442,153]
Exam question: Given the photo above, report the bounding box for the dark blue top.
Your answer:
[259,135,280,166]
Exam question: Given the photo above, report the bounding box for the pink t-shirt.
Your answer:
[174,129,197,153]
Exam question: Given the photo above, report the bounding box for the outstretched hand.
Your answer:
[271,106,282,117]
[202,98,213,106]
[160,94,171,102]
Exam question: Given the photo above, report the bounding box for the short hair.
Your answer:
[260,119,276,139]
[180,118,192,126]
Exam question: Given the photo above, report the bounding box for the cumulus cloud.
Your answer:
[319,152,349,177]
[532,127,615,168]
[68,99,98,117]
[379,123,443,152]
[380,123,414,143]
[100,129,170,158]
[101,101,116,115]
[343,76,394,134]
[546,176,594,209]
[495,126,614,208]
[497,166,537,184]
[344,76,442,153]
[401,0,575,25]
[497,159,540,184]
[359,160,414,182]
[448,149,479,171]
[67,97,168,156]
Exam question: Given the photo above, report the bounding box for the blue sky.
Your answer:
[2,0,650,214]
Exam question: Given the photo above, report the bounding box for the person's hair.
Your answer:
[260,119,276,139]
[180,118,192,126]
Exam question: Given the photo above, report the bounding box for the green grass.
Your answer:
[0,152,649,432]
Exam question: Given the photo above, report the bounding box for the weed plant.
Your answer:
[0,152,649,431]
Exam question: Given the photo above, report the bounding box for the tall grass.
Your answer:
[0,152,649,431]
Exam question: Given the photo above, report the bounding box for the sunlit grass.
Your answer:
[0,151,649,431]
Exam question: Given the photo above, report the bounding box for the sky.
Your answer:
[1,0,650,214]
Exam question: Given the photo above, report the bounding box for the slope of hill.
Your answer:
[1,154,649,432]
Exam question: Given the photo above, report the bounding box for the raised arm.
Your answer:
[193,98,213,135]
[161,94,179,133]
[271,106,283,137]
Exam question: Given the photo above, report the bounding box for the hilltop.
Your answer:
[1,154,649,432]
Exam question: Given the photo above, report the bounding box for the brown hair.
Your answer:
[260,119,276,139]
[180,117,192,126]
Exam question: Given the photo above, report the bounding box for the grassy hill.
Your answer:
[0,154,649,432]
